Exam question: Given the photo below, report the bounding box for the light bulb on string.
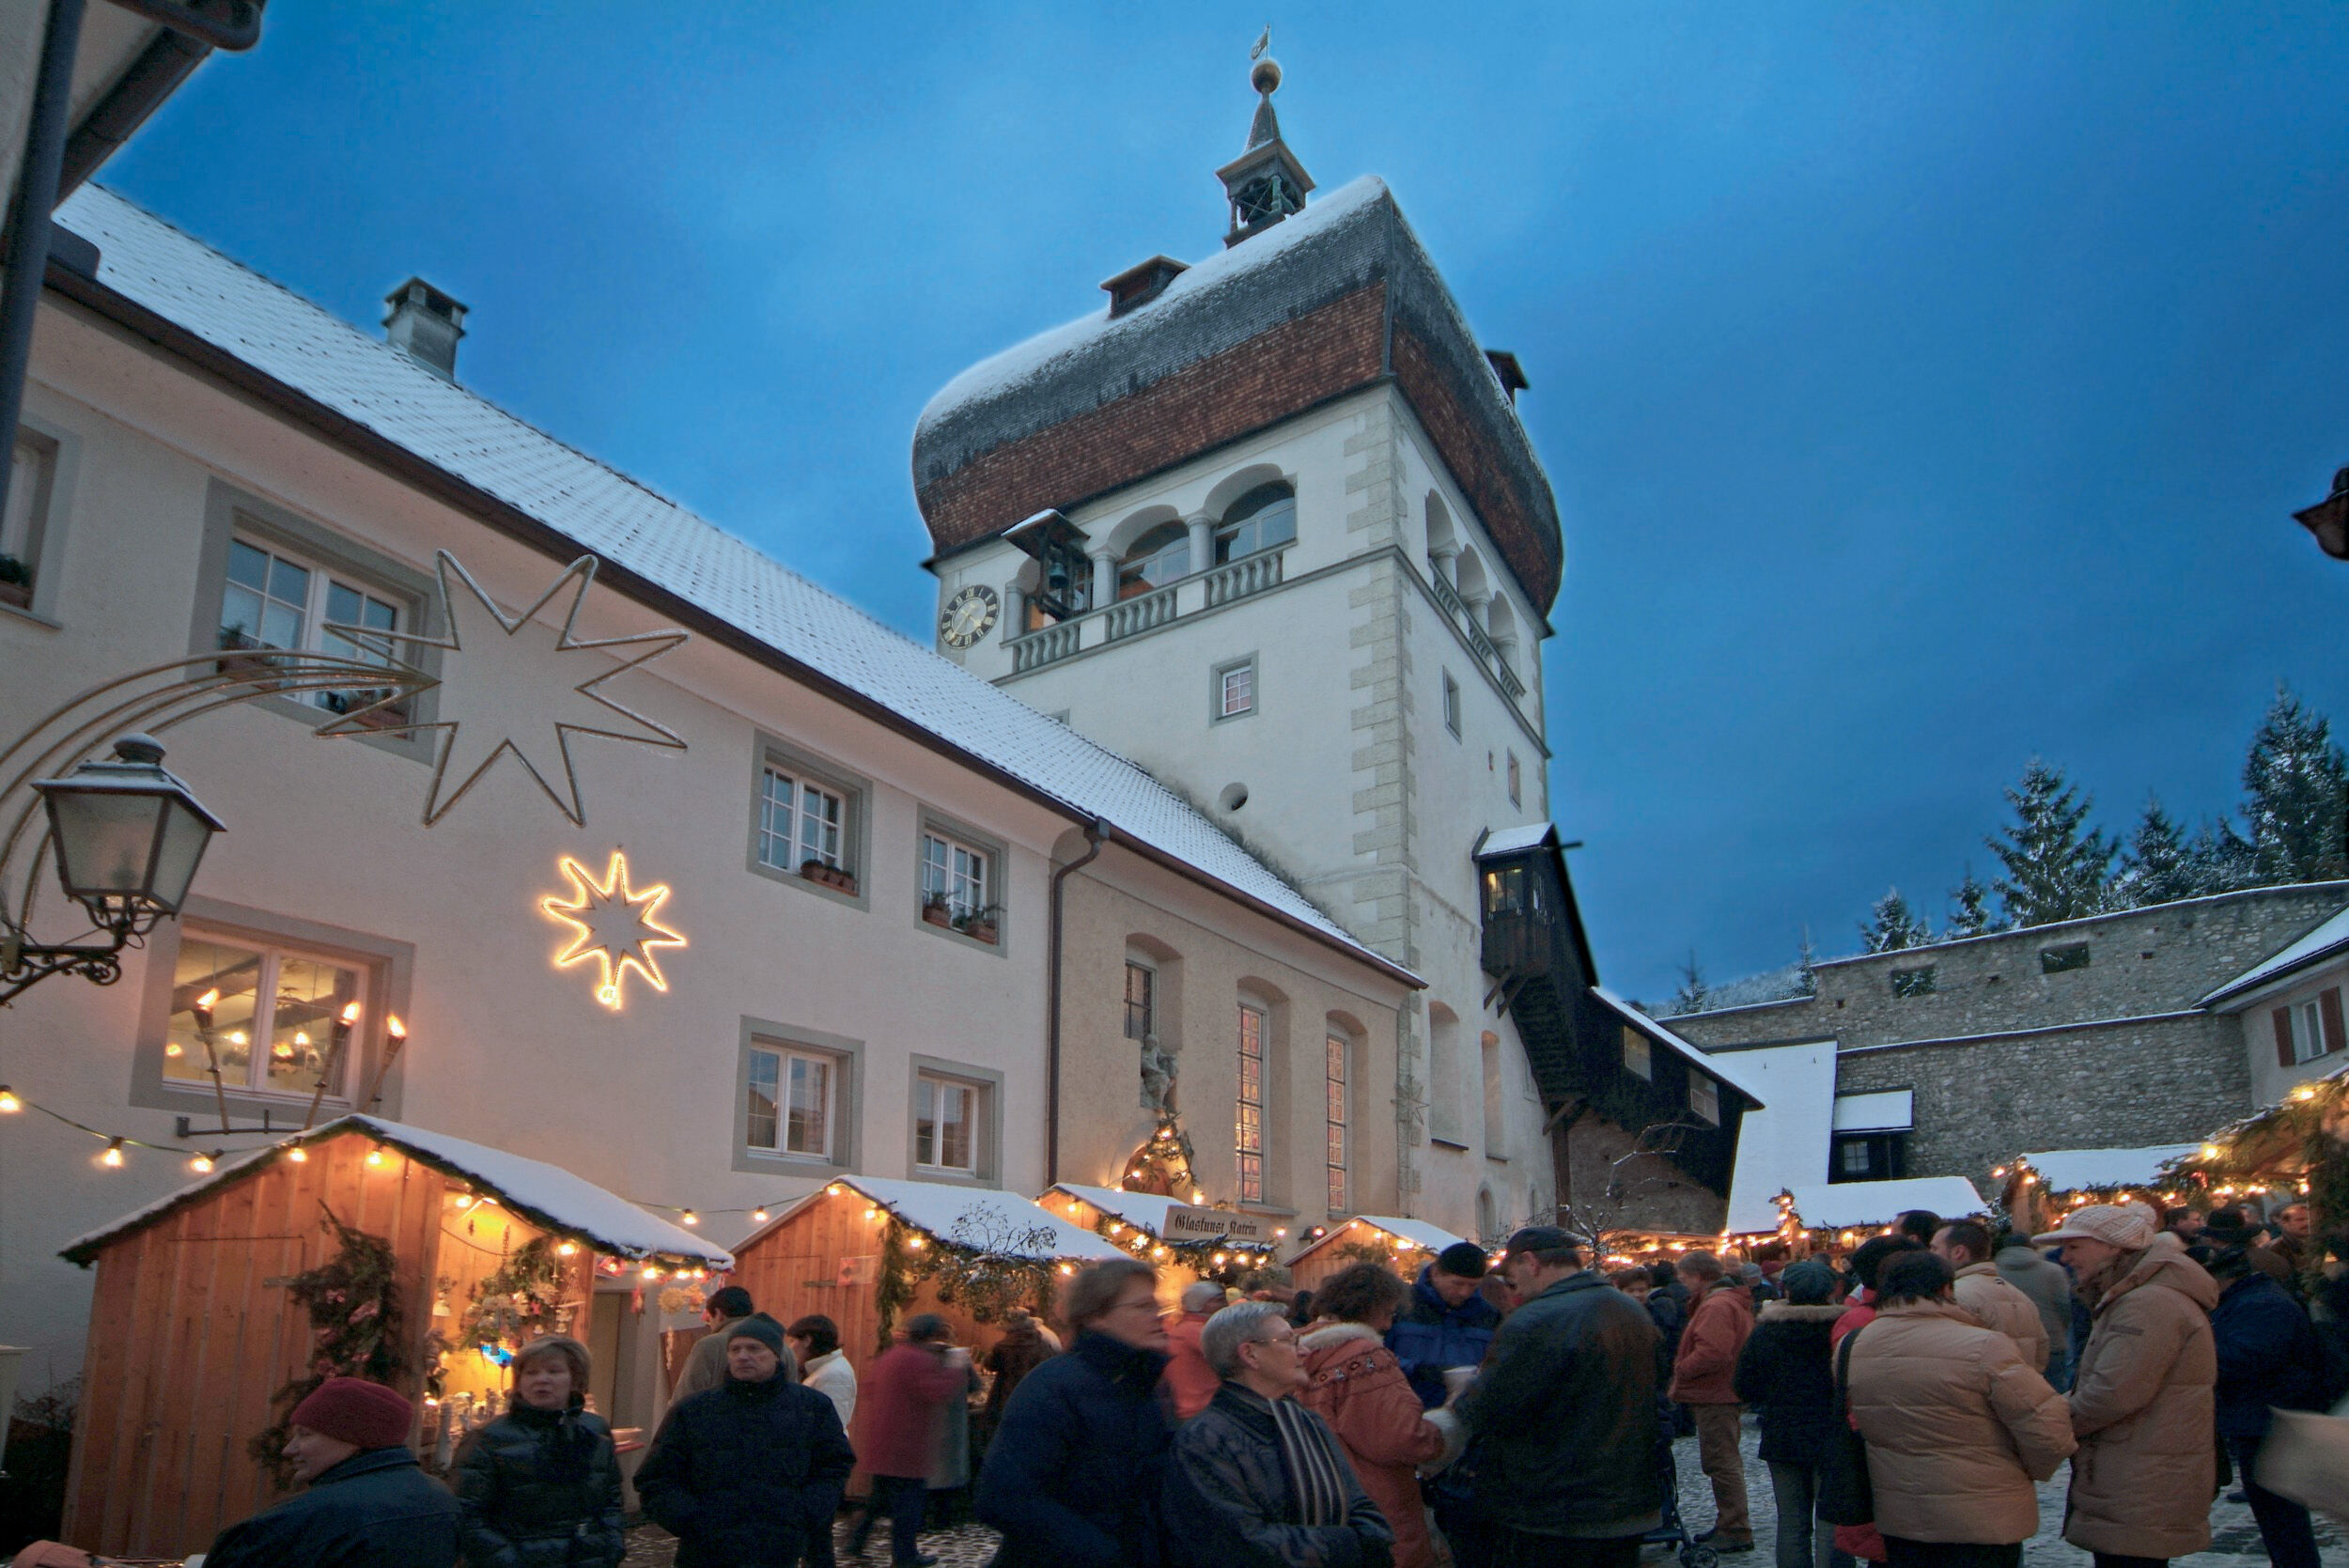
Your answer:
[365,1149,386,1168]
[287,1145,308,1163]
[556,1241,578,1256]
[101,1138,126,1169]
[0,1086,19,1113]
[752,1207,770,1224]
[681,1210,699,1227]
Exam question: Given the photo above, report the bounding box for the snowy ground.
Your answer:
[620,1415,2342,1566]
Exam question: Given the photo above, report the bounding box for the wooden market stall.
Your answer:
[1761,1176,1989,1259]
[1039,1182,1285,1295]
[1993,1144,2199,1236]
[724,1173,1126,1376]
[1284,1215,1470,1294]
[55,1114,725,1560]
[2172,1062,2349,1244]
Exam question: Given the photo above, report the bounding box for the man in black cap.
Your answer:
[1388,1238,1506,1408]
[1453,1227,1662,1568]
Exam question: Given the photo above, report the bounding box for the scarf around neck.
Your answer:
[1267,1392,1350,1528]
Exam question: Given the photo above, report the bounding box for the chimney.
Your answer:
[1101,256,1189,318]
[382,276,467,380]
[1485,349,1529,405]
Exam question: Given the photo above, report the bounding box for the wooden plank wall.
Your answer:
[60,1131,448,1558]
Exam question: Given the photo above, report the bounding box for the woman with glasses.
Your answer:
[976,1257,1175,1568]
[1164,1300,1394,1568]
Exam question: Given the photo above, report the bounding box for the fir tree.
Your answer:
[1985,759,2113,927]
[1795,926,1818,997]
[2242,685,2349,885]
[1947,867,2001,938]
[1860,887,1932,952]
[2109,797,2200,909]
[2187,817,2257,894]
[1668,950,1709,1017]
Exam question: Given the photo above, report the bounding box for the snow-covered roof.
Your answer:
[2019,1145,2201,1192]
[52,186,1410,986]
[1042,1182,1181,1236]
[1476,823,1557,858]
[2202,905,2349,1006]
[1291,1215,1466,1262]
[744,1174,1126,1262]
[1719,1042,1839,1233]
[1591,986,1769,1108]
[60,1115,729,1267]
[1783,1177,1986,1232]
[1831,1090,1914,1133]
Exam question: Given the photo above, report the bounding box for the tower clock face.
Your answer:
[940,584,1000,648]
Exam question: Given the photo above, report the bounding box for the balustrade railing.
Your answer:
[1009,617,1081,673]
[1101,582,1179,642]
[1005,546,1291,672]
[1203,549,1284,608]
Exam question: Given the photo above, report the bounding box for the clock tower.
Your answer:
[911,54,1564,1242]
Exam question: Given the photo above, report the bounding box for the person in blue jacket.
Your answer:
[1385,1241,1502,1409]
[2202,1215,2326,1568]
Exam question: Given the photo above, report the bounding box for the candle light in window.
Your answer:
[101,1138,125,1169]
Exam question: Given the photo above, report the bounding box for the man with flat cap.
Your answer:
[1453,1226,1663,1568]
[204,1375,459,1566]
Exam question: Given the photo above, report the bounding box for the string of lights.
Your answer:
[0,1082,229,1172]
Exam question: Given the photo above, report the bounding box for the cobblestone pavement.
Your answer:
[624,1418,2342,1567]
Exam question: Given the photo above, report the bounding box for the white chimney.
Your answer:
[382,276,467,380]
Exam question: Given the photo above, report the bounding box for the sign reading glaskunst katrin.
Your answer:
[1161,1205,1270,1244]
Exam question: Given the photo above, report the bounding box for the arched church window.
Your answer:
[1214,482,1297,565]
[1116,522,1191,598]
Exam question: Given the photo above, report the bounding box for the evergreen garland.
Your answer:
[874,1218,917,1354]
[250,1203,406,1489]
[459,1234,569,1357]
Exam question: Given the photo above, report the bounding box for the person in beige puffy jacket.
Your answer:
[1931,1220,2049,1372]
[2033,1203,2219,1568]
[1846,1250,2075,1568]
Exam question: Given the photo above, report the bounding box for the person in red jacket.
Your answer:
[1161,1280,1226,1420]
[852,1314,972,1568]
[1670,1250,1757,1553]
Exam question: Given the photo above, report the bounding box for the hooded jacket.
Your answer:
[1455,1270,1661,1538]
[1299,1322,1449,1568]
[1386,1265,1502,1410]
[1844,1298,2074,1545]
[1668,1280,1754,1405]
[976,1328,1174,1568]
[1992,1243,2074,1362]
[1952,1261,2050,1373]
[2062,1232,2220,1560]
[1732,1302,1843,1465]
[453,1396,625,1568]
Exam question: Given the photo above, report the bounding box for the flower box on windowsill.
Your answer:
[959,921,999,945]
[323,688,411,732]
[215,630,288,684]
[800,861,858,895]
[922,901,955,929]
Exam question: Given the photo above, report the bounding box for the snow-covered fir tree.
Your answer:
[1860,887,1932,952]
[2187,816,2257,894]
[1667,950,1709,1017]
[1946,868,2002,937]
[2242,685,2349,885]
[2108,797,2201,909]
[1796,927,1818,996]
[1986,759,2113,926]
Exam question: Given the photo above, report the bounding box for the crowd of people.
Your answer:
[27,1199,2340,1568]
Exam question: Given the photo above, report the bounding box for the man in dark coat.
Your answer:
[635,1314,855,1568]
[203,1377,459,1567]
[1733,1261,1843,1568]
[1163,1299,1393,1568]
[1455,1226,1661,1568]
[2205,1231,2326,1568]
[1387,1241,1504,1409]
[977,1256,1175,1568]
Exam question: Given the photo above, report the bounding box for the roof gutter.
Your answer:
[59,0,270,198]
[1045,818,1108,1188]
[40,256,1422,991]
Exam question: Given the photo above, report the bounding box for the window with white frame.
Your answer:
[1325,1032,1348,1214]
[914,1074,979,1172]
[166,934,367,1103]
[920,829,992,923]
[3,435,54,601]
[218,534,409,721]
[1237,1003,1266,1203]
[1443,672,1462,737]
[1217,659,1257,720]
[759,765,850,876]
[1688,1073,1720,1126]
[2289,998,2336,1064]
[746,1043,836,1159]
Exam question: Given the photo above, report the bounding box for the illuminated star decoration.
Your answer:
[540,851,685,1010]
[316,551,687,826]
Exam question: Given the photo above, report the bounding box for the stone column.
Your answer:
[1428,542,1460,584]
[1185,513,1216,575]
[1089,546,1117,610]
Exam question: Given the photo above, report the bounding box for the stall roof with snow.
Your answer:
[1783,1177,1986,1232]
[747,1172,1127,1262]
[1718,1041,1839,1234]
[61,1113,726,1267]
[2019,1145,2201,1193]
[1042,1182,1182,1236]
[1286,1215,1469,1291]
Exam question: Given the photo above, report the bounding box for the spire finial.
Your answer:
[1245,27,1283,149]
[1217,26,1314,245]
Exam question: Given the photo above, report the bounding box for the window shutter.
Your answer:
[2275,1007,2296,1068]
[2323,987,2346,1056]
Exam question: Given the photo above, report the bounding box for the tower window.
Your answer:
[1214,483,1297,564]
[1216,657,1257,721]
[1443,673,1462,737]
[1506,753,1521,807]
[1116,522,1191,598]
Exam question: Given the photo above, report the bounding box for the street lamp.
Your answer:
[2293,464,2349,560]
[1,734,224,1001]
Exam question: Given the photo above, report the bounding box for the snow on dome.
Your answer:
[62,1115,729,1267]
[2020,1145,2200,1193]
[915,176,1392,445]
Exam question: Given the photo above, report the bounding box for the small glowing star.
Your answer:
[541,851,685,1010]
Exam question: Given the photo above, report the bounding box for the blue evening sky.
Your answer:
[101,4,2349,1002]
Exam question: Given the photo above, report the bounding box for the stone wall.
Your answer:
[1559,1110,1729,1237]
